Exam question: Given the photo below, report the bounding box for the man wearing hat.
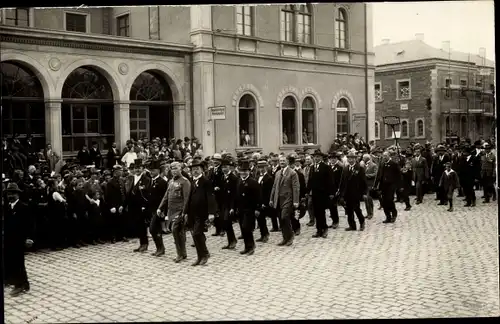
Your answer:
[472,140,484,191]
[103,165,128,243]
[219,157,239,249]
[480,142,496,203]
[148,161,169,256]
[235,159,261,255]
[374,150,401,223]
[184,158,217,265]
[411,147,429,204]
[307,149,334,238]
[460,147,477,207]
[327,152,343,227]
[124,159,152,252]
[208,153,225,237]
[431,145,450,205]
[4,182,34,297]
[255,158,274,243]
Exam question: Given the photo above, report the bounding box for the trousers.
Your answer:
[171,213,187,258]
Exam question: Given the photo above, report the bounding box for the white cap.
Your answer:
[213,153,222,159]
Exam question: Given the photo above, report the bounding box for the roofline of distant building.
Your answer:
[375,58,495,73]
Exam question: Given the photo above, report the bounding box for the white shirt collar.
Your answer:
[10,199,19,208]
[193,174,202,181]
[241,175,250,181]
[152,175,160,181]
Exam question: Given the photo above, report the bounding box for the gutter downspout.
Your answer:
[190,53,195,138]
[364,3,369,141]
[211,6,217,152]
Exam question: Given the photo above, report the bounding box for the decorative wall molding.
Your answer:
[118,63,129,75]
[300,87,323,109]
[331,89,356,111]
[231,84,264,109]
[276,86,300,108]
[48,57,61,71]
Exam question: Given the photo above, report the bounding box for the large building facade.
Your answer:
[373,35,495,148]
[0,4,375,158]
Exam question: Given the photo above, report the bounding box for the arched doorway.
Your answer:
[1,61,45,149]
[61,66,115,154]
[129,71,174,141]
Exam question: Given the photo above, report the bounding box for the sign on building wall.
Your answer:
[400,103,408,110]
[149,6,160,40]
[209,106,226,120]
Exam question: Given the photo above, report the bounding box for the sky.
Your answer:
[372,0,495,60]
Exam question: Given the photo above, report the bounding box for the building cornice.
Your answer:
[0,25,193,57]
[376,58,495,73]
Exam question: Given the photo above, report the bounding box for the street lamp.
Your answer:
[383,115,401,158]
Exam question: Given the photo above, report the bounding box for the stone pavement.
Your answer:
[4,192,499,323]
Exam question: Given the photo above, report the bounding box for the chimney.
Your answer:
[381,38,390,45]
[441,41,450,53]
[479,47,486,58]
[415,33,424,41]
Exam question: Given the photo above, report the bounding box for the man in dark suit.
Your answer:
[22,134,37,166]
[328,152,343,227]
[307,150,334,238]
[374,150,402,223]
[339,151,367,231]
[4,183,34,297]
[107,142,121,169]
[480,143,496,203]
[209,153,225,237]
[431,145,450,205]
[269,154,300,246]
[184,159,217,265]
[472,140,484,191]
[292,157,306,236]
[89,141,102,168]
[256,158,274,243]
[77,144,92,166]
[412,147,429,204]
[235,160,262,255]
[461,147,476,207]
[302,154,315,227]
[220,158,239,250]
[148,163,169,256]
[124,159,152,252]
[103,165,127,243]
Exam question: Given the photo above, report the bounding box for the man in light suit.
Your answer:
[269,154,300,246]
[412,147,429,204]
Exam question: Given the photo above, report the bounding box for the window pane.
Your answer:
[138,109,147,118]
[87,105,99,119]
[101,104,114,134]
[13,120,27,134]
[375,123,379,138]
[87,120,99,133]
[402,122,408,137]
[30,119,45,134]
[139,132,148,139]
[62,105,71,135]
[11,103,27,119]
[129,109,137,118]
[282,109,296,144]
[5,9,15,19]
[282,96,296,108]
[302,110,315,144]
[3,118,11,135]
[73,120,85,133]
[236,6,243,15]
[237,12,243,24]
[130,120,138,131]
[17,9,28,21]
[29,103,45,119]
[62,137,72,152]
[244,24,251,36]
[130,131,138,141]
[139,120,147,130]
[73,105,85,119]
[66,13,87,33]
[280,11,285,40]
[73,137,86,150]
[239,109,256,147]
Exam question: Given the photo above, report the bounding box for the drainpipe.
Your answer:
[190,53,195,138]
[364,3,369,140]
[211,6,217,152]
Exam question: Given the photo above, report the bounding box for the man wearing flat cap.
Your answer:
[4,182,34,297]
[124,159,152,253]
[183,159,217,265]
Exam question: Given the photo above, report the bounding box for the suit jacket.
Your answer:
[270,166,300,209]
[4,200,34,253]
[77,149,92,166]
[103,177,125,209]
[89,147,102,168]
[481,152,496,178]
[461,156,476,186]
[364,161,378,188]
[257,172,274,208]
[374,159,402,190]
[125,173,152,209]
[184,175,217,227]
[412,156,429,182]
[220,173,238,211]
[150,176,168,211]
[303,165,312,187]
[307,162,334,198]
[236,177,262,212]
[107,147,121,168]
[431,154,450,179]
[340,163,367,201]
[439,170,460,195]
[295,168,306,199]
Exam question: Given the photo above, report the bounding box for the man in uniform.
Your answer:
[149,162,169,256]
[235,160,262,255]
[374,150,402,223]
[461,147,477,207]
[157,162,191,263]
[256,158,274,243]
[125,159,152,252]
[270,155,300,246]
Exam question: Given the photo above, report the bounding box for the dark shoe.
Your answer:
[294,228,301,236]
[270,228,280,232]
[447,207,453,212]
[111,239,116,244]
[360,223,365,231]
[222,243,236,250]
[416,201,422,205]
[390,216,397,223]
[321,230,328,238]
[174,255,187,263]
[471,202,476,207]
[212,232,220,237]
[191,259,201,266]
[345,227,356,231]
[199,257,208,265]
[366,215,373,220]
[404,206,411,211]
[483,200,490,203]
[277,240,287,246]
[306,221,315,227]
[246,249,255,255]
[220,232,226,237]
[240,249,249,255]
[238,235,243,240]
[382,219,391,224]
[437,202,446,206]
[331,223,339,229]
[256,236,269,243]
[10,285,29,297]
[133,245,148,253]
[285,240,293,246]
[312,232,321,238]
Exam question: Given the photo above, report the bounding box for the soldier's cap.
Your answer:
[270,155,279,161]
[213,153,222,160]
[257,159,268,166]
[346,150,357,158]
[435,145,446,151]
[113,164,123,171]
[238,159,251,171]
[220,158,232,167]
[190,158,206,169]
[483,142,491,149]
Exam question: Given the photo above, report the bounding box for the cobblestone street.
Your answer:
[4,192,499,322]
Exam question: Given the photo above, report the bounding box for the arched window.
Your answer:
[416,119,425,138]
[280,5,294,41]
[461,116,467,138]
[130,71,174,141]
[335,8,348,49]
[1,61,45,149]
[336,98,349,136]
[236,6,253,36]
[61,66,114,153]
[297,5,312,44]
[401,120,409,138]
[281,96,297,144]
[238,94,257,147]
[301,97,315,144]
[374,121,380,140]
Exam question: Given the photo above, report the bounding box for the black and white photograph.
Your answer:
[1,0,498,322]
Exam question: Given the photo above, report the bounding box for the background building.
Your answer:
[373,34,495,148]
[0,4,375,158]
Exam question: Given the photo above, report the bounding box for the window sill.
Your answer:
[396,98,412,101]
[375,99,384,103]
[374,137,381,141]
[235,146,262,152]
[279,144,320,151]
[415,136,426,139]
